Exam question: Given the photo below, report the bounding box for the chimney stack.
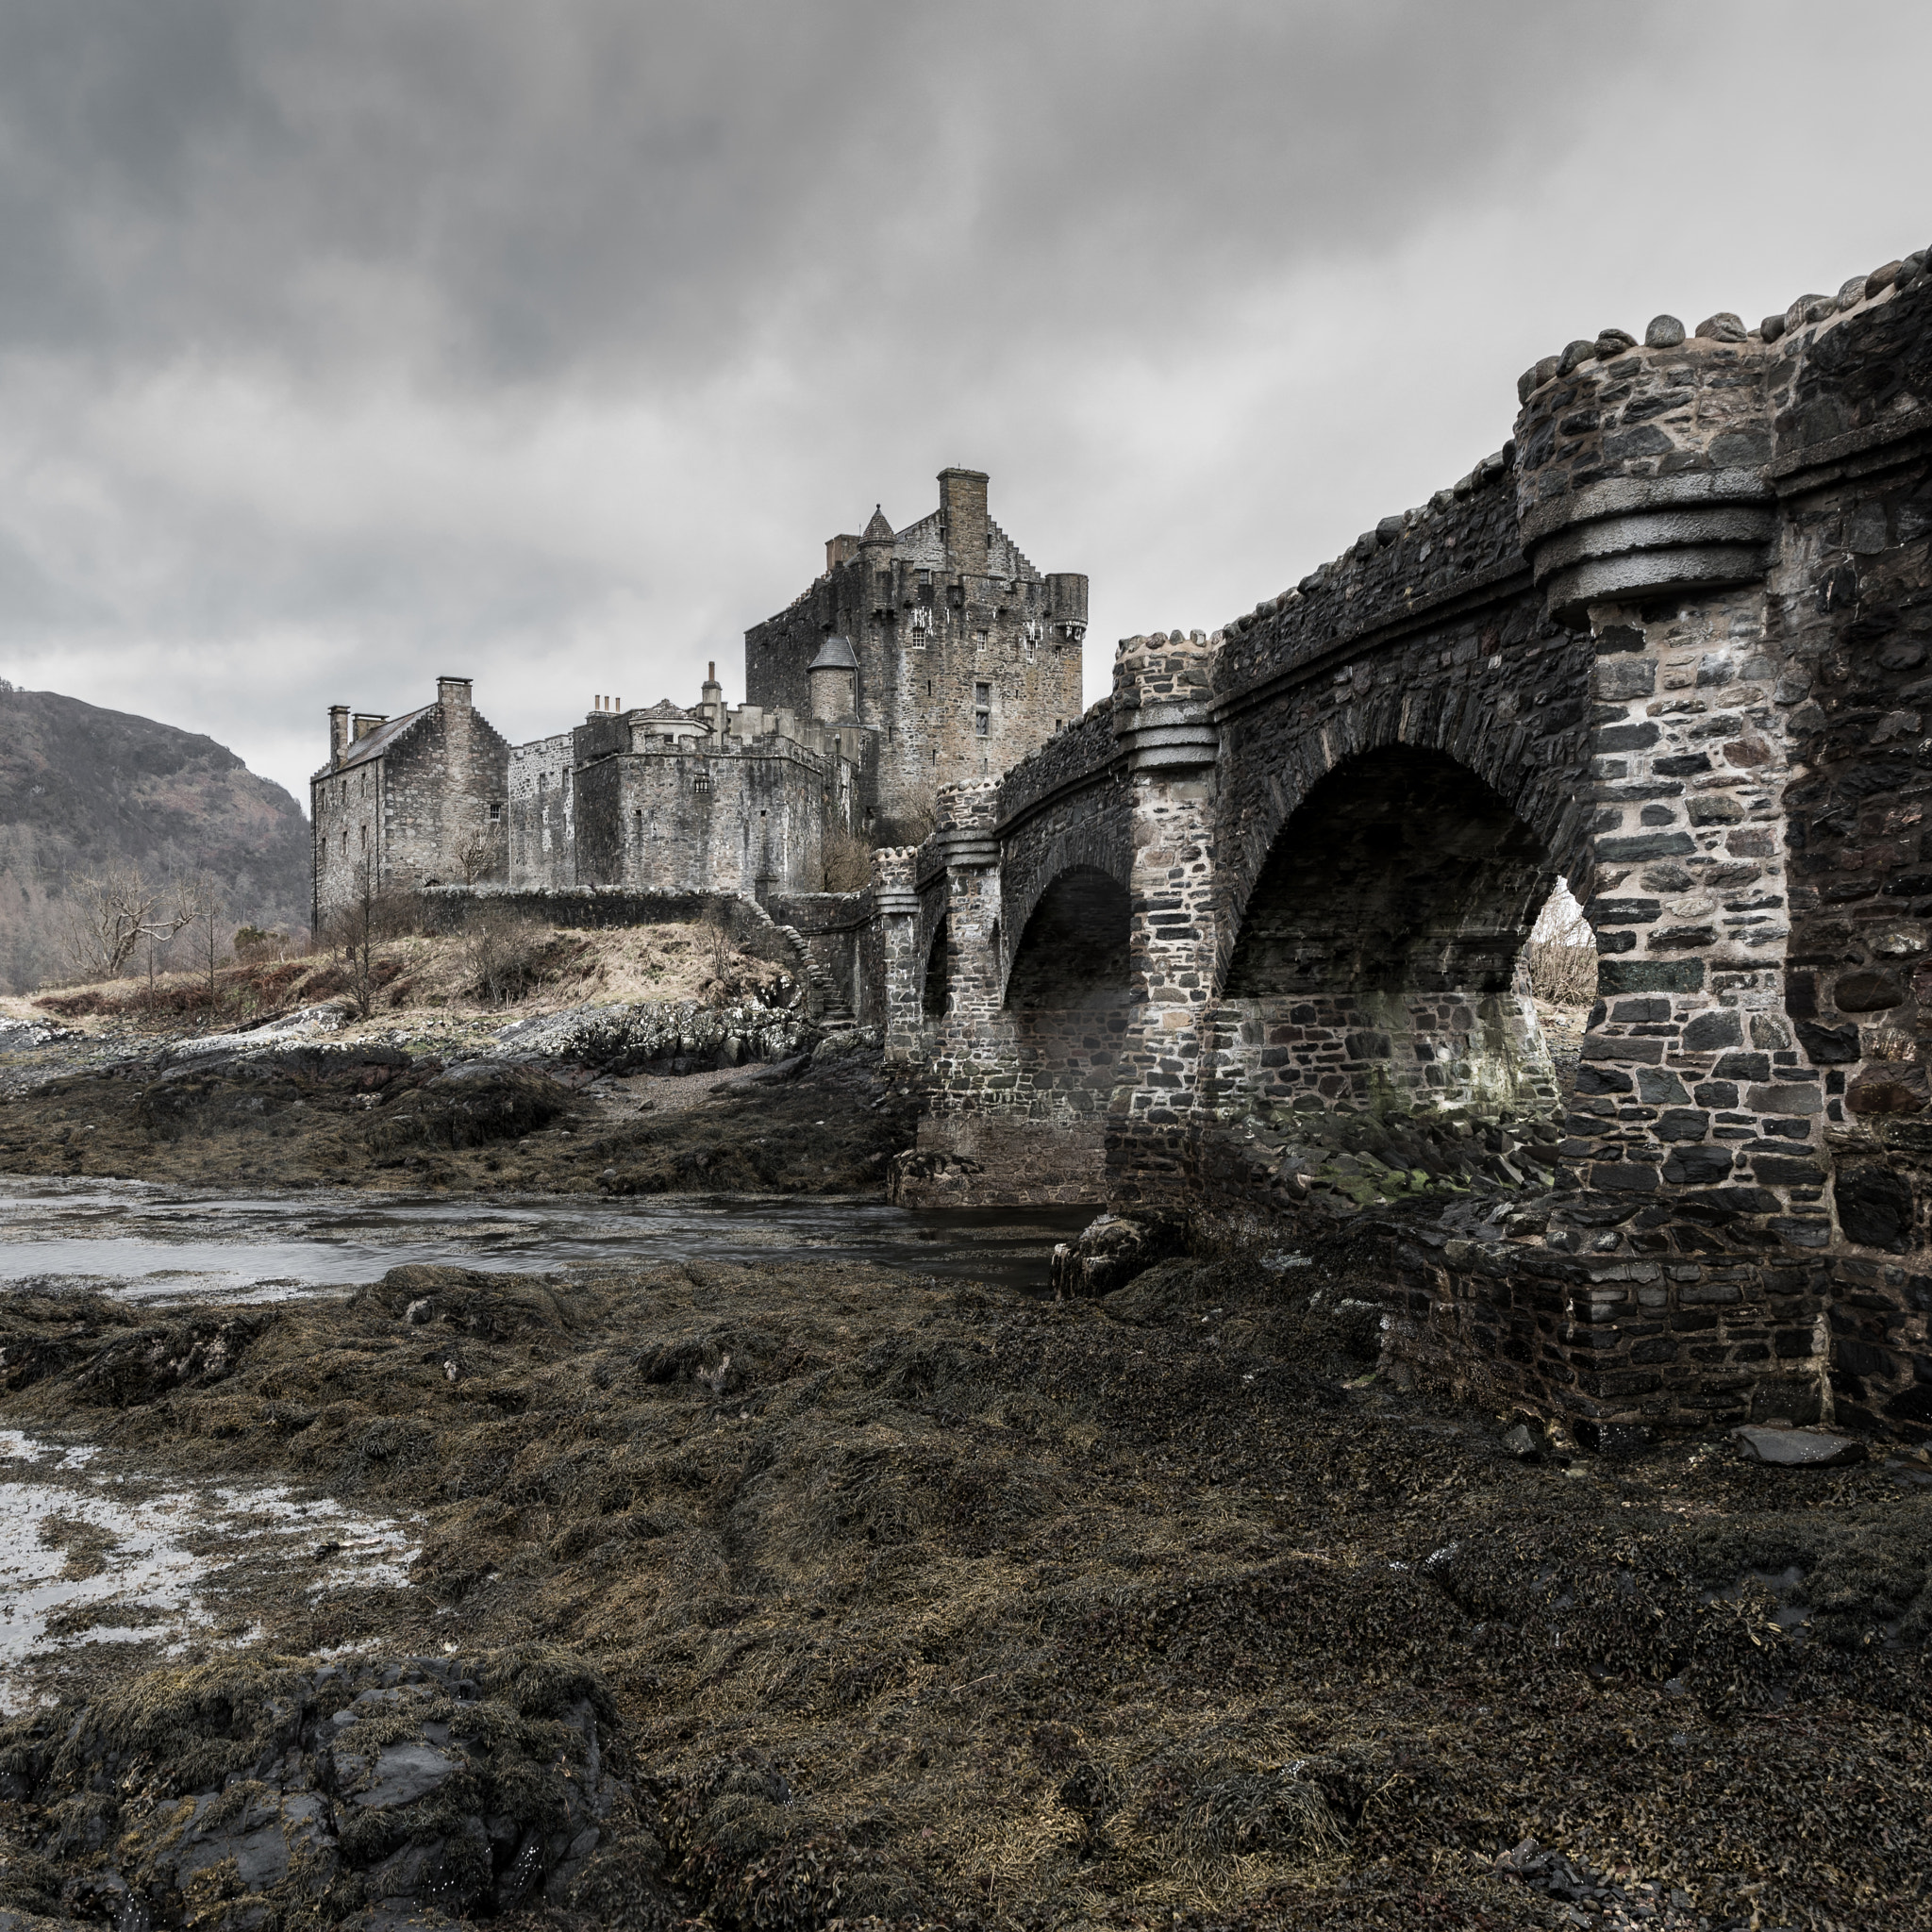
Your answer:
[329,705,350,762]
[352,712,386,741]
[436,675,473,710]
[938,467,989,575]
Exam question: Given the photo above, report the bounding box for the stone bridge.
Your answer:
[876,250,1932,1444]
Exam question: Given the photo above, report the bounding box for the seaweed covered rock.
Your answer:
[1049,1209,1188,1299]
[492,999,811,1075]
[0,1649,639,1927]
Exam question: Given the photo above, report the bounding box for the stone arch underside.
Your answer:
[995,781,1133,996]
[1216,745,1568,1124]
[923,916,950,1019]
[1000,865,1133,1118]
[1214,678,1595,988]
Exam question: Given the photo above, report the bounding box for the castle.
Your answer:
[310,468,1087,924]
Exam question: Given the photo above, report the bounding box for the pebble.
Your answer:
[1836,275,1867,309]
[1760,312,1786,342]
[1643,314,1686,348]
[1594,327,1637,356]
[1557,337,1598,375]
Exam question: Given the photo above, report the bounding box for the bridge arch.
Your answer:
[922,917,950,1020]
[999,863,1133,1119]
[1218,743,1574,1122]
[1216,684,1594,992]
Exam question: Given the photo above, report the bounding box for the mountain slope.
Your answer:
[0,680,310,991]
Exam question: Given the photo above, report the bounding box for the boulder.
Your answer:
[1732,1425,1867,1468]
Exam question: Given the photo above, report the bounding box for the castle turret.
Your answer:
[808,635,858,723]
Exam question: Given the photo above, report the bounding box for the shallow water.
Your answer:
[0,1176,1092,1303]
[0,1427,422,1712]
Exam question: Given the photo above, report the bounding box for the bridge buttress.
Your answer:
[872,844,924,1066]
[1106,630,1224,1206]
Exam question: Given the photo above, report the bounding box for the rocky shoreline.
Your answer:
[0,1008,917,1201]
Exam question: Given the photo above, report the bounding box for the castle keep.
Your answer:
[746,467,1088,832]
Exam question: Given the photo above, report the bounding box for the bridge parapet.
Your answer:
[1213,449,1524,704]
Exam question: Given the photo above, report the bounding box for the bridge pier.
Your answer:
[1108,631,1224,1207]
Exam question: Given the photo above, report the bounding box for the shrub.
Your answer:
[1527,939,1597,1006]
[462,907,548,1006]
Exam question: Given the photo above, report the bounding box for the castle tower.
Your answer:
[743,469,1087,839]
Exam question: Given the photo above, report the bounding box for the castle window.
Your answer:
[489,801,502,823]
[538,771,547,791]
[691,767,712,794]
[635,810,643,841]
[974,681,991,737]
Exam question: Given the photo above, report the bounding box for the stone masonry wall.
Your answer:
[572,745,829,897]
[508,731,576,890]
[1768,261,1932,1437]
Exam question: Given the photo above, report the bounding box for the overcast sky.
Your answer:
[1,0,1926,807]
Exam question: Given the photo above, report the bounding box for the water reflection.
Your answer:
[0,1177,1091,1302]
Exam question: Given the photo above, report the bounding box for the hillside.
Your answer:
[0,679,311,991]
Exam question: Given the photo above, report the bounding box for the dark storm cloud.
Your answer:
[2,0,1926,809]
[0,0,1631,385]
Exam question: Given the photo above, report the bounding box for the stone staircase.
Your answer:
[774,923,855,1032]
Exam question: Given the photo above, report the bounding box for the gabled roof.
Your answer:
[328,704,434,774]
[636,699,698,722]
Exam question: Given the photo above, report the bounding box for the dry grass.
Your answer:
[5,921,797,1042]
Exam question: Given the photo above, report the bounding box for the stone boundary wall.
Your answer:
[767,889,886,1026]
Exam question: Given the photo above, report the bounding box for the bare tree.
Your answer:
[1527,878,1598,1007]
[178,872,229,1020]
[455,833,496,886]
[819,823,875,892]
[329,861,383,1018]
[59,863,199,981]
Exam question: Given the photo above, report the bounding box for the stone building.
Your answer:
[745,468,1088,835]
[525,676,868,898]
[314,467,1084,923]
[310,676,509,929]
